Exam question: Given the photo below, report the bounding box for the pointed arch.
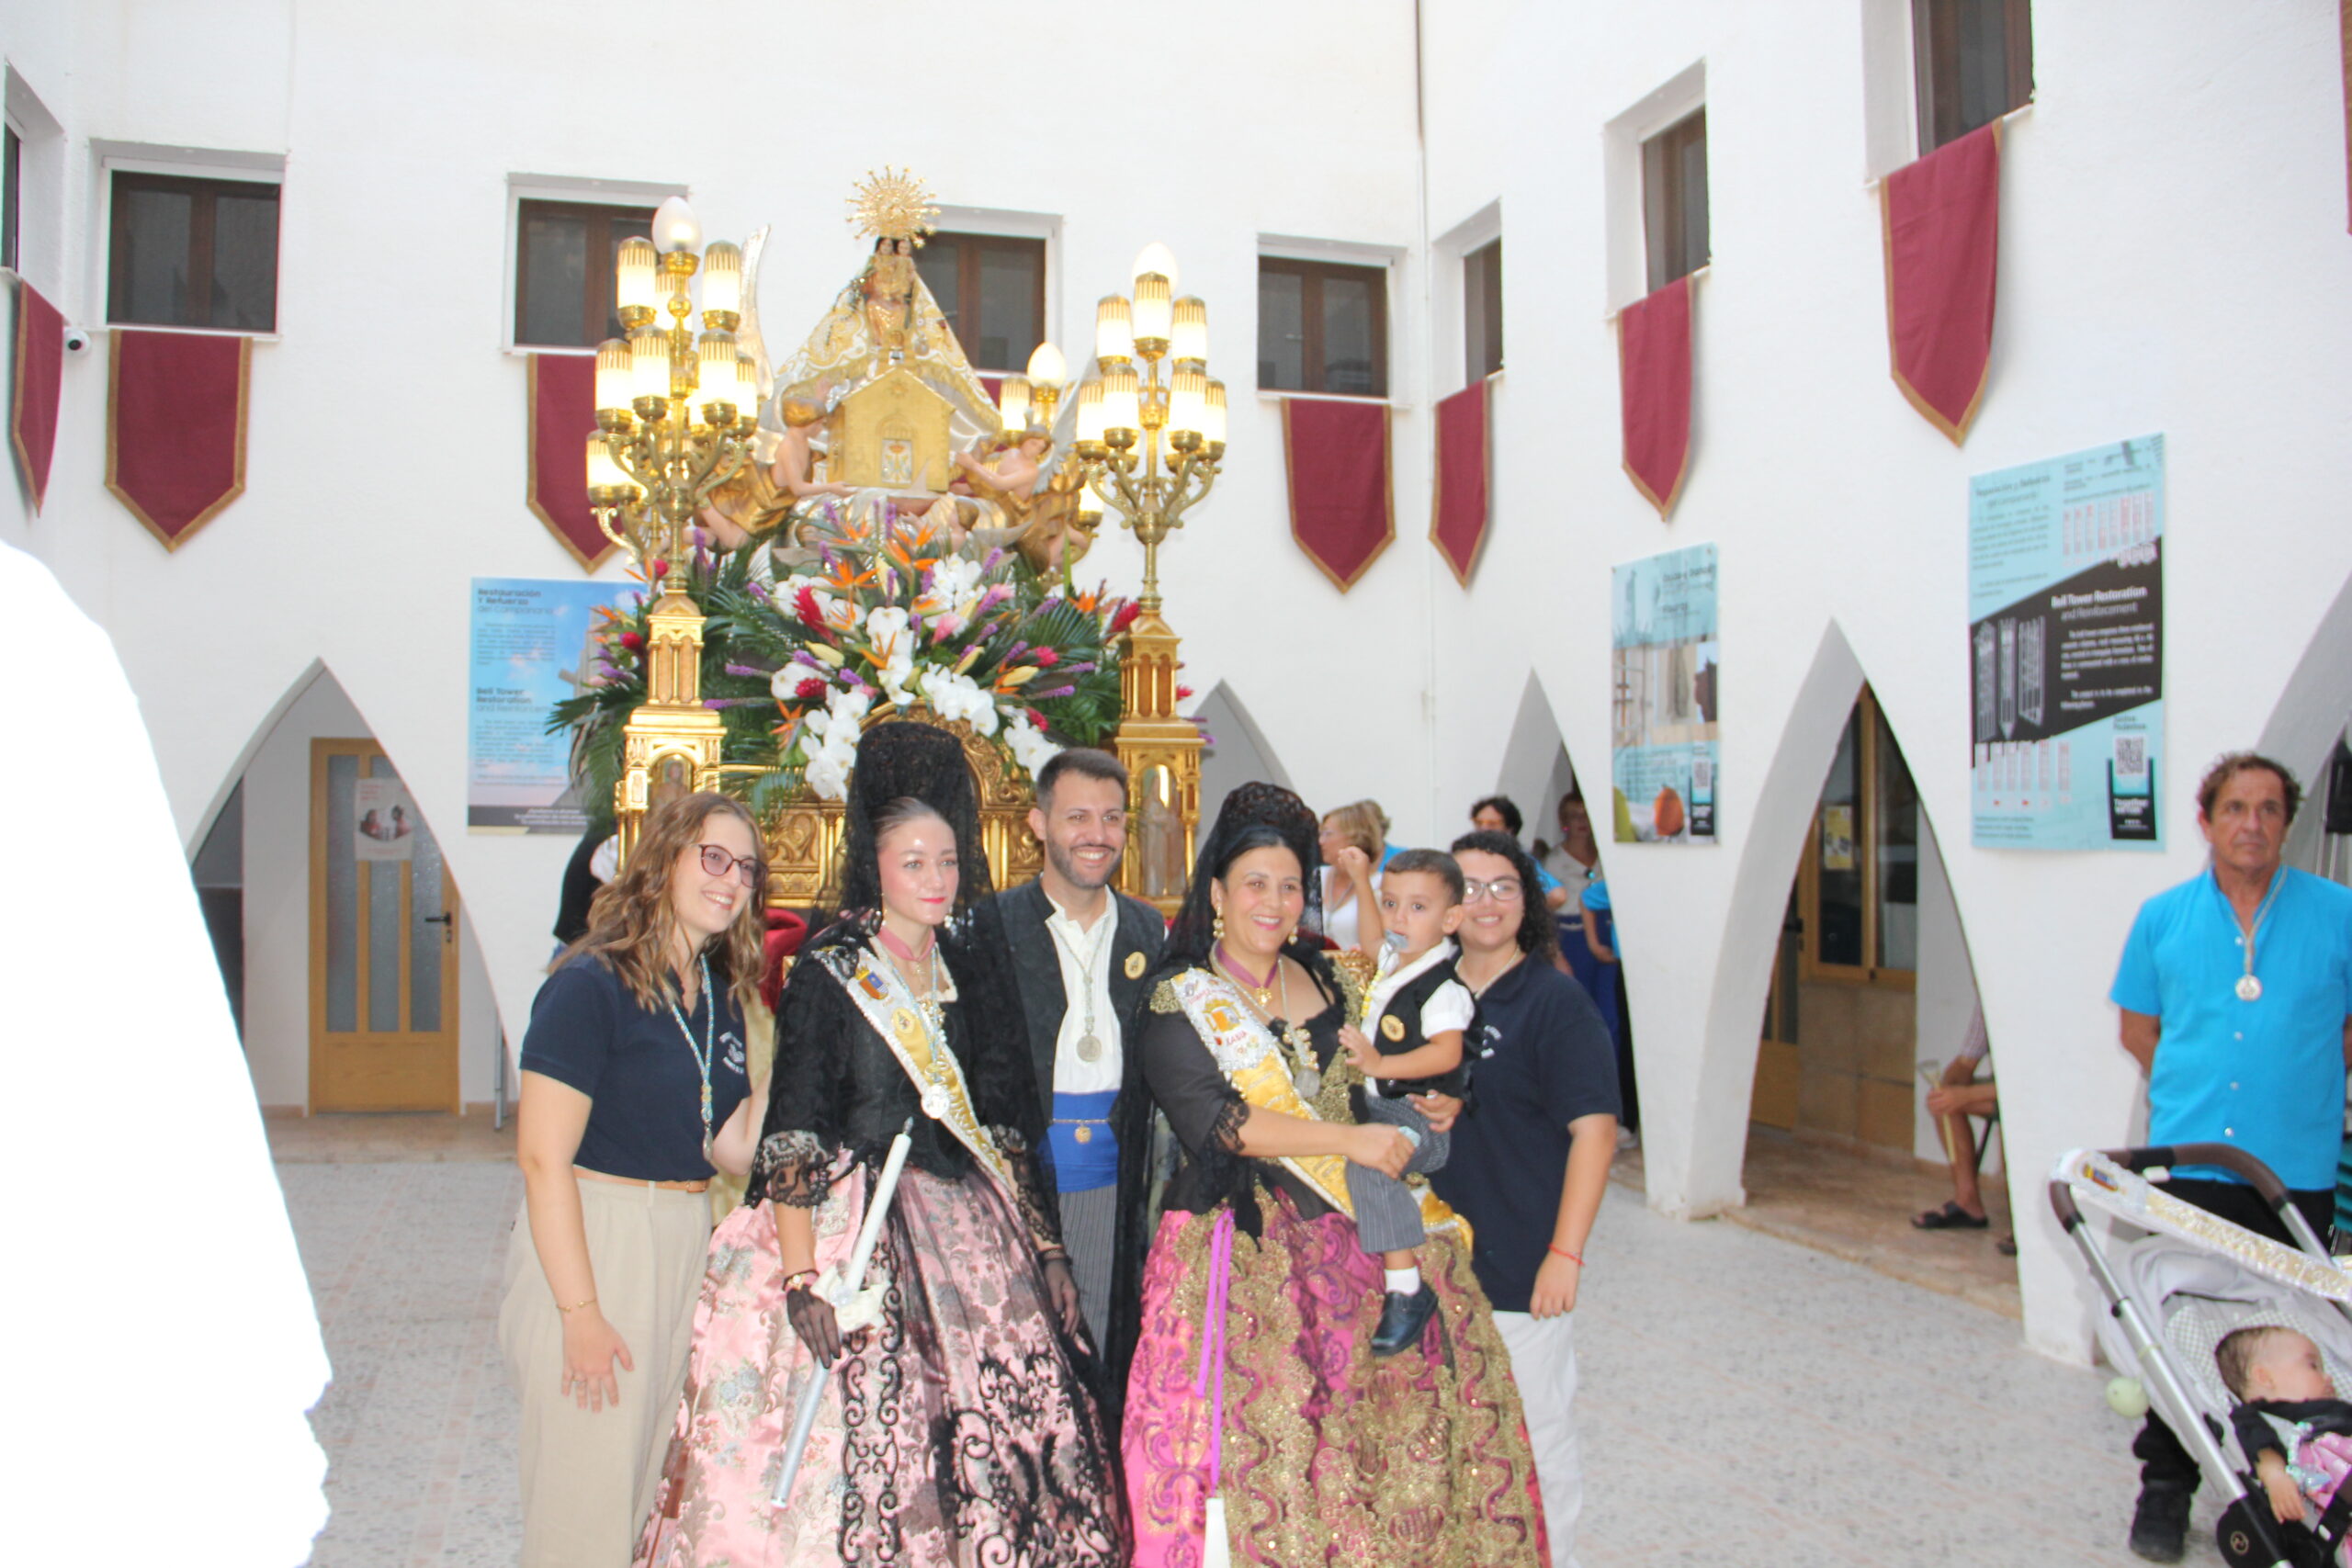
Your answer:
[2266,567,2352,869]
[1194,680,1294,829]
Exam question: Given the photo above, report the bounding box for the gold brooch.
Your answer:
[1381,1014,1406,1043]
[1125,951,1148,979]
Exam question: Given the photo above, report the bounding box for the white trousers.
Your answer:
[1494,1308,1582,1568]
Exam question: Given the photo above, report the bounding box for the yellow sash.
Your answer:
[825,944,1018,1203]
[1167,968,1469,1242]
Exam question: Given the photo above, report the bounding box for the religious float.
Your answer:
[551,172,1227,914]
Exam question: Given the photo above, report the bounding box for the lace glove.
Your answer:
[1040,1252,1083,1337]
[785,1280,842,1366]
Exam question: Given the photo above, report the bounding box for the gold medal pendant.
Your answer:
[1074,1124,1093,1145]
[2237,974,2263,1002]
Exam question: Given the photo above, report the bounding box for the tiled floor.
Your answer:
[277,1115,2209,1567]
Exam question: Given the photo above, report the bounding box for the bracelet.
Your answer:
[782,1269,820,1293]
[557,1295,597,1314]
[1547,1245,1583,1266]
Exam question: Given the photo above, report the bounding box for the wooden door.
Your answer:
[310,739,460,1111]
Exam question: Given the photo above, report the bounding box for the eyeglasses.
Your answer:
[1461,877,1524,904]
[696,842,763,889]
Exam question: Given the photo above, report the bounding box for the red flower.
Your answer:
[1177,684,1194,700]
[1033,647,1060,668]
[651,558,670,579]
[1110,602,1141,634]
[795,676,827,702]
[1026,708,1049,730]
[792,585,827,632]
[618,631,646,652]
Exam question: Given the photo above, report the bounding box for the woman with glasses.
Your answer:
[1422,829,1621,1568]
[500,792,771,1568]
[637,723,1124,1568]
[1107,784,1546,1568]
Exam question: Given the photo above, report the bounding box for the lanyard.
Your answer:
[665,954,717,1156]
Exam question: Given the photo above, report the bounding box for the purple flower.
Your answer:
[1029,684,1076,700]
[982,548,1005,573]
[1063,661,1097,675]
[725,662,775,679]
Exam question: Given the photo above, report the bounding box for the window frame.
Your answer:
[2,119,20,274]
[1463,236,1503,383]
[511,196,656,352]
[1641,107,1710,294]
[1256,254,1391,399]
[105,167,284,333]
[1912,0,2034,154]
[914,229,1046,374]
[1798,687,1918,989]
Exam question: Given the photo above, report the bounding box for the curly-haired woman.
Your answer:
[500,791,771,1568]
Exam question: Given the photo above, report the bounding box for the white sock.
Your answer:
[1385,1266,1420,1295]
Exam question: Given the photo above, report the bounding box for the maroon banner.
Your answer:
[106,331,248,550]
[11,280,62,512]
[1882,120,2001,445]
[1430,380,1489,585]
[1618,277,1693,517]
[526,353,616,570]
[1283,397,1392,592]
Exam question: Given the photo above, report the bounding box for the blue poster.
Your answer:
[1611,543,1719,843]
[469,577,630,832]
[1967,435,2165,851]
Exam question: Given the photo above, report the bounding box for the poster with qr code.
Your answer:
[1611,543,1719,843]
[1967,435,2164,851]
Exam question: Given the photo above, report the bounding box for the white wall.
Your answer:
[241,664,502,1111]
[14,0,2352,1362]
[1912,807,1996,1173]
[1418,0,2352,1360]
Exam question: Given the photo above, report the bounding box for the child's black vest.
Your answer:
[1367,957,1472,1099]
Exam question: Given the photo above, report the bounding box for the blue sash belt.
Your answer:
[1047,1089,1119,1192]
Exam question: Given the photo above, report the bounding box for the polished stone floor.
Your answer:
[277,1115,2204,1567]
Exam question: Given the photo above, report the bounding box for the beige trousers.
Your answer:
[498,1178,712,1568]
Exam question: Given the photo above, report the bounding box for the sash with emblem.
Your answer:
[823,944,1019,1203]
[1166,966,1469,1242]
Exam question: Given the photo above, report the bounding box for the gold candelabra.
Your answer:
[1070,243,1227,612]
[1073,243,1227,913]
[582,196,761,860]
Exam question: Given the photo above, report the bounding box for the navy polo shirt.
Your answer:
[2110,867,2352,1190]
[519,956,752,1183]
[1430,954,1621,1313]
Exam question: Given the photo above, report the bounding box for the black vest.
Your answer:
[1368,956,1472,1099]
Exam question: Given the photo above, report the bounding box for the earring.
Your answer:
[1212,911,1226,942]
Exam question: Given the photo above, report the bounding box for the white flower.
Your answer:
[1003,714,1061,778]
[805,745,851,801]
[863,607,916,704]
[922,556,986,617]
[802,685,871,745]
[919,668,1000,736]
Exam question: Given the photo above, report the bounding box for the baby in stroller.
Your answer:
[2220,1325,2352,1546]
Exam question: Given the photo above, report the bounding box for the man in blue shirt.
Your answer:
[2109,752,2352,1562]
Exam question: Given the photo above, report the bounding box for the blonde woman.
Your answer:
[499,792,771,1567]
[1317,798,1387,953]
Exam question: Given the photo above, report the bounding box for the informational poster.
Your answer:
[469,577,628,833]
[352,777,416,862]
[1968,434,2165,851]
[1611,542,1719,843]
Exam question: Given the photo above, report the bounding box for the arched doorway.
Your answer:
[1193,681,1293,829]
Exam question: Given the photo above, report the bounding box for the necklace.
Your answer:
[1274,961,1320,1100]
[874,923,935,964]
[1212,944,1278,1010]
[1046,908,1114,1064]
[880,938,955,1118]
[664,954,717,1157]
[1456,947,1523,1000]
[2216,870,2287,1002]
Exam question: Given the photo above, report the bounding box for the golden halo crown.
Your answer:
[847,167,938,245]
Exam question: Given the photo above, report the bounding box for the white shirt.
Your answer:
[1045,892,1124,1092]
[1369,938,1477,1040]
[1319,864,1381,951]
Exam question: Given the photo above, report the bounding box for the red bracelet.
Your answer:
[1548,1245,1583,1266]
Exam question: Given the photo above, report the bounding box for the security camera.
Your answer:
[62,327,91,355]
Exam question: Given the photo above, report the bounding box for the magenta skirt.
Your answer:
[638,1163,1125,1567]
[1123,1192,1549,1567]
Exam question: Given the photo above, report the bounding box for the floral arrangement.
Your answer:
[551,502,1140,811]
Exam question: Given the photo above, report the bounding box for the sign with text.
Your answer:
[1611,542,1719,843]
[1967,435,2165,851]
[468,577,627,833]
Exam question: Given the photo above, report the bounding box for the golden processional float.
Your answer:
[558,172,1223,913]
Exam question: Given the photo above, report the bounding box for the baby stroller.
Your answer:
[2053,1143,2352,1568]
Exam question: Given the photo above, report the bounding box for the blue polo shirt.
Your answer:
[2109,867,2352,1190]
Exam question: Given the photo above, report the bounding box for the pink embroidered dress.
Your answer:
[1112,957,1550,1567]
[635,928,1126,1567]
